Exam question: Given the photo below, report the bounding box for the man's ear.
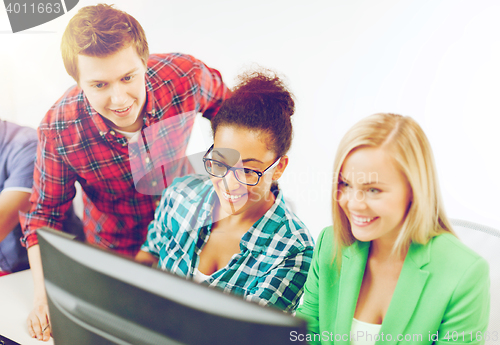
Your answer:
[271,155,288,181]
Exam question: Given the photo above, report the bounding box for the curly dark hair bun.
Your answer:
[211,69,295,157]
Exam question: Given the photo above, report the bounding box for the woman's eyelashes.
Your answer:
[338,180,382,195]
[339,179,352,188]
[338,179,350,189]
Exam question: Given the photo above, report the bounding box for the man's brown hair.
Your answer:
[61,4,149,82]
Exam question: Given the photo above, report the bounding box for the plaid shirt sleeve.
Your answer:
[192,55,231,120]
[244,239,314,313]
[147,53,231,121]
[140,187,172,257]
[141,219,162,258]
[20,126,78,248]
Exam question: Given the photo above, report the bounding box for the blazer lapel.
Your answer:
[378,242,430,344]
[335,241,370,344]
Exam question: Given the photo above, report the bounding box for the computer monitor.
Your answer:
[37,228,308,345]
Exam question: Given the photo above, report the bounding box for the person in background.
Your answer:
[21,4,229,341]
[136,70,315,312]
[0,120,82,277]
[0,120,37,276]
[296,113,490,344]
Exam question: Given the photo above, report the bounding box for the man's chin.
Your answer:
[111,114,142,131]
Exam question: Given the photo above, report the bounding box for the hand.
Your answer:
[135,250,159,267]
[27,300,51,341]
[26,245,51,341]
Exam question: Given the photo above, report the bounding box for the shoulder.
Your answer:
[314,226,335,257]
[417,233,490,327]
[147,53,207,80]
[268,196,315,252]
[39,85,88,138]
[317,226,333,244]
[426,232,488,272]
[409,232,490,288]
[312,226,369,266]
[160,174,213,205]
[0,121,37,150]
[427,232,486,265]
[313,225,352,268]
[154,175,213,224]
[0,122,38,188]
[169,174,212,194]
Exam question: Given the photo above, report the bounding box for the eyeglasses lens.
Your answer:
[235,169,258,185]
[205,160,226,176]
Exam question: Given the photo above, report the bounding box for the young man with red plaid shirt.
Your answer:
[21,4,230,341]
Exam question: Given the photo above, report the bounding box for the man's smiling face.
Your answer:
[77,44,147,132]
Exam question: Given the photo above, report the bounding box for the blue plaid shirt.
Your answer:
[141,175,315,312]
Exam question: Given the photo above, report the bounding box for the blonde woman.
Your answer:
[296,113,490,344]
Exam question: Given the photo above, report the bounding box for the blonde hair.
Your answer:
[61,4,149,82]
[331,113,454,264]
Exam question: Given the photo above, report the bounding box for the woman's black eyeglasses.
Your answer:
[202,144,281,186]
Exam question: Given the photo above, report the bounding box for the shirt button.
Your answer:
[152,181,157,187]
[145,157,150,164]
[122,142,127,146]
[110,130,116,136]
[99,131,106,136]
[155,200,160,207]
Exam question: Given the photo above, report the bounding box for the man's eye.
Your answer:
[368,188,380,194]
[94,83,105,89]
[123,75,132,81]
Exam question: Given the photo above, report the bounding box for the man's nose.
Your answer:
[110,83,127,106]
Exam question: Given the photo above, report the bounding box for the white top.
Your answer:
[113,128,140,142]
[350,318,382,345]
[193,268,211,283]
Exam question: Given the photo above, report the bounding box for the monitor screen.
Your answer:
[37,228,308,345]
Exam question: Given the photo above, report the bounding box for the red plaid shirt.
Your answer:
[21,53,230,256]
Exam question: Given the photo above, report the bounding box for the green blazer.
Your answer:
[296,227,490,345]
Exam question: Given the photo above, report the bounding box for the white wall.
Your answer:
[1,0,499,239]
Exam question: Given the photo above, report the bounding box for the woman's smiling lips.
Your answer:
[350,214,379,227]
[222,191,246,203]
